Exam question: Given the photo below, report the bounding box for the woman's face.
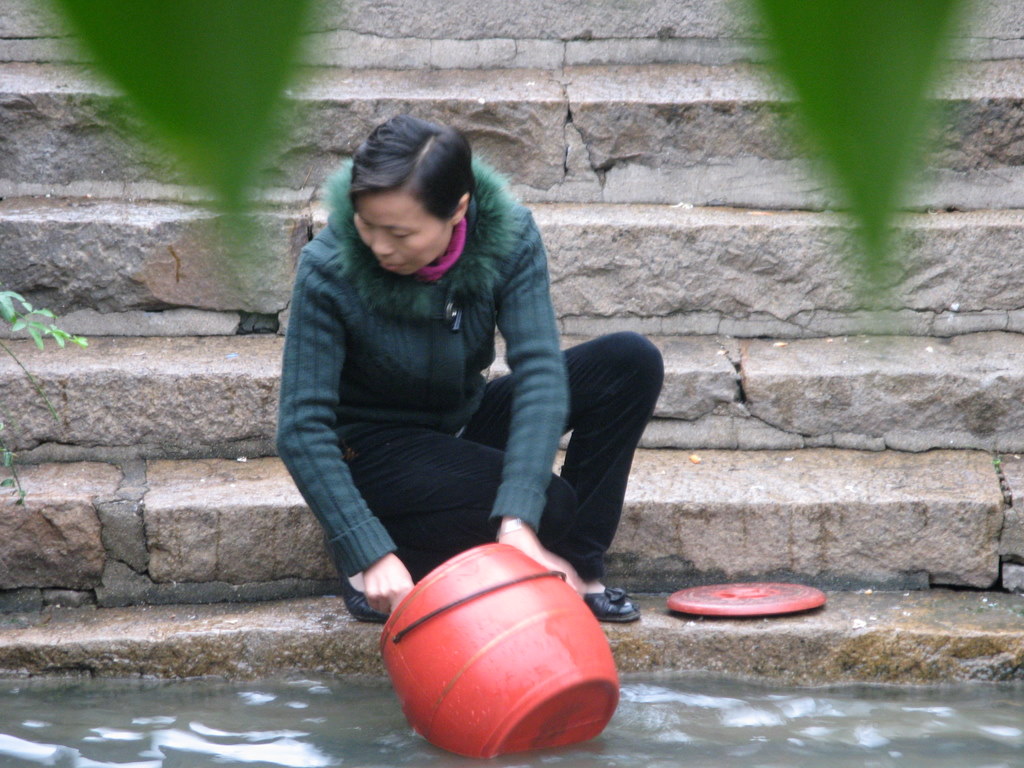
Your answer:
[354,189,469,276]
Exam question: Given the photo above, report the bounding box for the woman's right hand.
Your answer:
[497,521,585,595]
[363,553,414,614]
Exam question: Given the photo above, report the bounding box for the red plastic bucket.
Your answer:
[380,543,619,758]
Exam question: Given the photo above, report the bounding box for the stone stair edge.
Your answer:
[8,193,1024,250]
[5,331,1024,459]
[2,590,1024,683]
[4,0,1020,39]
[1,447,1015,612]
[6,57,1024,99]
[4,195,1024,341]
[0,32,768,71]
[2,0,1022,68]
[4,36,1021,71]
[4,194,1023,250]
[5,327,1024,374]
[6,59,1024,211]
[12,192,1024,223]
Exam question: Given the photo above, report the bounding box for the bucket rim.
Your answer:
[382,543,536,637]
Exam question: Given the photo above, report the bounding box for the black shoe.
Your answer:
[338,575,389,624]
[325,537,389,624]
[584,587,641,623]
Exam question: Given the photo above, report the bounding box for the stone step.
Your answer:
[2,0,1020,68]
[650,333,1024,453]
[0,335,283,461]
[0,459,337,613]
[3,332,1024,461]
[0,198,305,318]
[3,590,1024,684]
[0,0,761,69]
[3,60,1024,208]
[611,448,1005,591]
[738,334,1024,452]
[0,448,1010,613]
[539,205,1024,339]
[4,198,1023,340]
[301,0,1024,69]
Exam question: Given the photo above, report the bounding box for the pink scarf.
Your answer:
[415,218,467,282]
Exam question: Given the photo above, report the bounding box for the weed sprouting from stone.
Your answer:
[0,290,88,504]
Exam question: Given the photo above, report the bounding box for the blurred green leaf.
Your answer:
[0,293,18,323]
[751,0,965,288]
[50,0,314,212]
[42,325,68,348]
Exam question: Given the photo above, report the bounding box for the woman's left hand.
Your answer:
[363,553,415,614]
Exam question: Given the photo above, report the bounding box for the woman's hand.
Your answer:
[497,520,585,595]
[363,553,414,614]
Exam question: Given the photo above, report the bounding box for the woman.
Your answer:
[277,115,663,623]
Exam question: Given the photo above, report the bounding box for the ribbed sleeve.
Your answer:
[276,246,398,576]
[490,209,569,530]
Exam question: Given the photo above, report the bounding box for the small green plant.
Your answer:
[0,290,88,504]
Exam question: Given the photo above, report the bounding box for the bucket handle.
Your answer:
[390,570,567,644]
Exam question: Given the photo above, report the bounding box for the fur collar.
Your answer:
[325,159,517,320]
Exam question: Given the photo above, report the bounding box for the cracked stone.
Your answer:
[0,336,282,455]
[94,560,336,608]
[610,449,1004,590]
[42,589,95,609]
[0,463,120,590]
[96,499,148,573]
[0,199,302,315]
[999,455,1024,559]
[8,59,1024,210]
[143,459,334,584]
[0,589,43,613]
[651,336,739,419]
[1003,563,1024,593]
[536,206,1024,331]
[742,333,1024,452]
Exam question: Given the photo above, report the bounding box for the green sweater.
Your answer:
[276,161,569,577]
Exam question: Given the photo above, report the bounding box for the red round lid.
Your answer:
[667,582,827,617]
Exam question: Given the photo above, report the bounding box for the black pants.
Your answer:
[343,332,664,582]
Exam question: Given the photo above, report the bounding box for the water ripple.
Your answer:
[1,676,1023,767]
[620,683,746,709]
[85,727,147,742]
[237,691,277,705]
[188,721,309,741]
[720,706,786,728]
[152,729,337,767]
[0,733,66,764]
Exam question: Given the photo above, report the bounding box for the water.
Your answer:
[1,675,1023,767]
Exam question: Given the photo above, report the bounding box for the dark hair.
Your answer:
[349,115,475,220]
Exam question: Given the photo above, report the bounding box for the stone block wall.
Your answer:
[0,459,337,613]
